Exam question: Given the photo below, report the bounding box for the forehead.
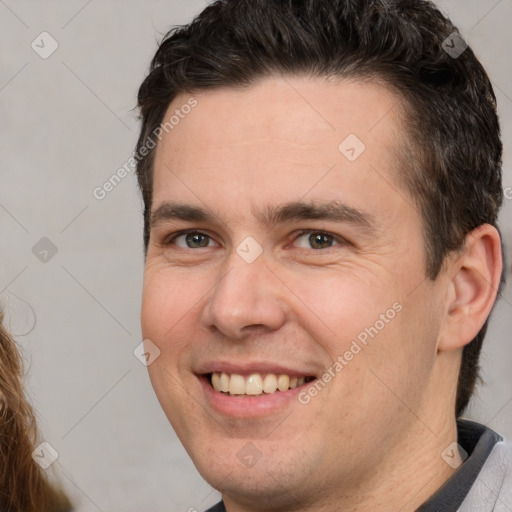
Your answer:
[152,76,410,223]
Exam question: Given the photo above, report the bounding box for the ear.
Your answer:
[437,224,503,352]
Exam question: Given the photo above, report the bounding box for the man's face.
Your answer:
[141,77,450,505]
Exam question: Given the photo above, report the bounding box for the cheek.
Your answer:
[289,269,434,401]
[141,271,203,425]
[286,269,393,348]
[395,289,442,367]
[141,265,202,341]
[356,286,442,414]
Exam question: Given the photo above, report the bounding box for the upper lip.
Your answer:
[195,361,320,378]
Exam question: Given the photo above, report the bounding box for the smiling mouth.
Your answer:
[207,372,316,396]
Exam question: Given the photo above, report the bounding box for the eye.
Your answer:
[172,231,216,248]
[293,231,340,250]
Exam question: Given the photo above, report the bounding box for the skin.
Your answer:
[141,76,502,511]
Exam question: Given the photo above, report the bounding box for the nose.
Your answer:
[201,253,288,339]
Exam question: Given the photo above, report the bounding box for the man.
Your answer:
[135,0,511,510]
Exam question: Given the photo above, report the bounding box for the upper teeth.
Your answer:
[211,372,306,396]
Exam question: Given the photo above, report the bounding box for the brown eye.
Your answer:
[171,232,214,248]
[293,231,339,250]
[308,232,335,249]
[185,233,210,248]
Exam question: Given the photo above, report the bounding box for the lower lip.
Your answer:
[199,376,311,418]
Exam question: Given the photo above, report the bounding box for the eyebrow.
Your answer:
[150,203,214,227]
[258,201,378,234]
[150,200,378,235]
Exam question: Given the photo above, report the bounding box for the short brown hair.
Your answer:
[135,0,505,417]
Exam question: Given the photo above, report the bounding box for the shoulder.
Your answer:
[203,502,226,512]
[460,439,512,511]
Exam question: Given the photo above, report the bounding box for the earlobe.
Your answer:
[438,224,502,352]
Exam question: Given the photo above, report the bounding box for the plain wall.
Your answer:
[0,1,511,510]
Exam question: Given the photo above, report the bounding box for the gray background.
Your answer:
[0,1,511,511]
